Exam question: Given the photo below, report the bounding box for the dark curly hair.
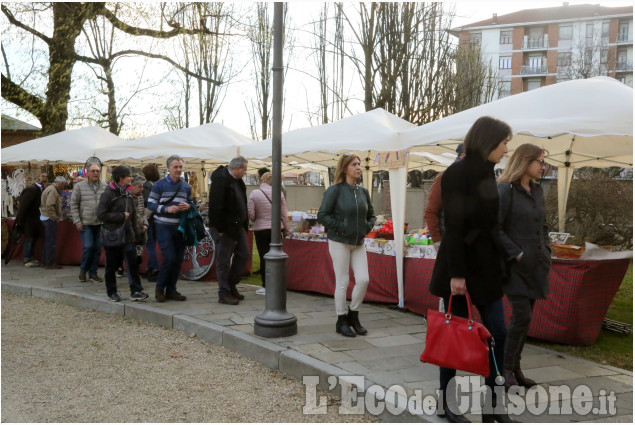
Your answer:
[142,163,161,182]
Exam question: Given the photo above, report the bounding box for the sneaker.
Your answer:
[108,292,122,302]
[24,260,40,267]
[116,269,124,278]
[165,291,187,301]
[131,291,149,301]
[89,274,103,283]
[78,270,87,282]
[256,287,266,295]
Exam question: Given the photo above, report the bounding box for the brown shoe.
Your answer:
[503,369,519,390]
[218,293,239,305]
[155,288,166,302]
[165,291,186,301]
[230,288,245,301]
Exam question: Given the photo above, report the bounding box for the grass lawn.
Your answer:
[242,242,633,370]
[529,263,633,371]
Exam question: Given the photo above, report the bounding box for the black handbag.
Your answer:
[101,193,129,247]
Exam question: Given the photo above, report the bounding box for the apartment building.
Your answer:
[451,3,633,99]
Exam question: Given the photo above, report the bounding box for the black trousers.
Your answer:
[104,243,143,296]
[503,295,535,370]
[215,228,249,296]
[254,229,272,288]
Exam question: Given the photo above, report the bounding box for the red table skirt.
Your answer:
[283,237,631,346]
[2,219,252,281]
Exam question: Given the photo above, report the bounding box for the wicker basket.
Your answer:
[552,244,585,259]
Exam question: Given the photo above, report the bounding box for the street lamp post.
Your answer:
[254,2,297,338]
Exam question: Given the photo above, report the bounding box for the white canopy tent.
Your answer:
[399,77,633,232]
[95,122,255,168]
[1,126,124,165]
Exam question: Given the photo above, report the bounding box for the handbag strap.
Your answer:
[446,292,474,322]
[260,189,273,204]
[159,181,183,205]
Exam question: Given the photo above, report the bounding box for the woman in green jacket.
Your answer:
[318,154,376,337]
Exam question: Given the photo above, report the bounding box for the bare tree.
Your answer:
[1,2,229,135]
[451,43,500,113]
[557,30,613,80]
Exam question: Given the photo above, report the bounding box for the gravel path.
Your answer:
[1,293,379,423]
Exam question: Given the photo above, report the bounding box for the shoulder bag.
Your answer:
[420,292,498,377]
[101,194,128,248]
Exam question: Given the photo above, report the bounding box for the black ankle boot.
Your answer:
[482,392,517,423]
[347,307,367,335]
[336,314,355,337]
[438,395,471,422]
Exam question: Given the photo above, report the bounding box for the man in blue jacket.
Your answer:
[147,155,192,302]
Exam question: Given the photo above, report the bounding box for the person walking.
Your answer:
[97,165,148,302]
[142,163,161,282]
[497,143,551,390]
[147,155,191,302]
[15,173,46,267]
[428,116,513,423]
[39,176,67,269]
[317,154,375,338]
[247,171,290,296]
[71,158,106,283]
[130,174,149,268]
[208,156,250,305]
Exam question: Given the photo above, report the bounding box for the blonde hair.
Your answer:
[498,143,547,184]
[334,154,361,184]
[260,171,272,185]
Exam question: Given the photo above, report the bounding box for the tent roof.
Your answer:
[400,77,633,169]
[1,126,123,165]
[96,122,255,167]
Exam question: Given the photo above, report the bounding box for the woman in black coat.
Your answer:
[97,165,148,302]
[497,143,551,389]
[429,116,513,423]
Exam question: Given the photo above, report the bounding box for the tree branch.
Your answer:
[75,50,222,85]
[99,6,231,38]
[1,73,45,119]
[1,5,52,44]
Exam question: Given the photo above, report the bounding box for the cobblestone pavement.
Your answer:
[1,263,632,422]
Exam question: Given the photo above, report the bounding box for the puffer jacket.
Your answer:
[71,179,106,226]
[248,183,290,232]
[317,182,375,246]
[97,183,140,244]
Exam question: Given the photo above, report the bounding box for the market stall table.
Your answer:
[283,236,632,346]
[2,218,252,280]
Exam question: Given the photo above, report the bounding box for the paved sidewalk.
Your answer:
[1,263,632,423]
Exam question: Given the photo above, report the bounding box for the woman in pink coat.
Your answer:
[248,172,290,295]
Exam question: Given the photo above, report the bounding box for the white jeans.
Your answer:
[328,240,370,316]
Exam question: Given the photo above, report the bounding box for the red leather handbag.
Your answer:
[420,293,493,377]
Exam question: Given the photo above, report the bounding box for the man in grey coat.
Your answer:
[71,159,107,282]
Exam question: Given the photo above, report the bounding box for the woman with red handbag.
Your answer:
[429,116,514,423]
[497,144,551,390]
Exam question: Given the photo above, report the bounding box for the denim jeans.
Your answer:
[215,228,249,296]
[104,243,143,296]
[439,296,507,391]
[80,224,102,274]
[156,223,186,294]
[42,219,58,265]
[145,220,159,272]
[23,235,36,262]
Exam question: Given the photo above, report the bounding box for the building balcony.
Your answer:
[615,61,633,72]
[523,35,549,50]
[616,34,633,44]
[521,65,548,75]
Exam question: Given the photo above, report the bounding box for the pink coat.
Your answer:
[248,183,290,233]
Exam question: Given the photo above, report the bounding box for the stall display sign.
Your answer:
[374,150,409,169]
[549,232,570,245]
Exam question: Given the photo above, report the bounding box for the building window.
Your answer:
[602,22,610,37]
[559,25,572,40]
[499,56,512,69]
[619,22,630,42]
[470,32,482,46]
[558,52,572,66]
[586,23,594,39]
[500,30,512,44]
[527,79,542,91]
[601,49,608,64]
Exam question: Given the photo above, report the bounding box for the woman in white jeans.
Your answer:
[317,154,376,337]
